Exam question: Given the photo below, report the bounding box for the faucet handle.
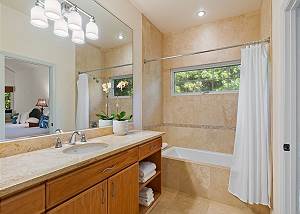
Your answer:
[80,132,87,142]
[55,129,63,148]
[55,137,62,148]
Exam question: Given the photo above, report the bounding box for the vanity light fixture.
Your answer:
[30,1,49,29]
[54,18,69,37]
[44,0,62,20]
[197,10,206,17]
[118,33,124,40]
[72,30,85,44]
[86,17,99,40]
[67,7,82,31]
[30,0,99,44]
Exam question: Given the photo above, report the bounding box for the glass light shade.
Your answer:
[44,0,61,20]
[30,5,49,29]
[86,20,99,40]
[72,30,85,44]
[54,18,69,37]
[68,10,82,31]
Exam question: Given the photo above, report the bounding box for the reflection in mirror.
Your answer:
[0,0,133,141]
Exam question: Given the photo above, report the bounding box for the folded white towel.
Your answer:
[162,142,168,150]
[139,196,154,207]
[140,187,153,194]
[139,170,156,183]
[139,162,156,177]
[139,191,154,200]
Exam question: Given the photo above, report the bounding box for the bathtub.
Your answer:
[161,146,238,207]
[162,146,233,168]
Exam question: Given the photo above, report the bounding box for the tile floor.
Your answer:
[150,188,257,214]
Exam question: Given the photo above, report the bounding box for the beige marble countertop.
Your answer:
[0,130,164,198]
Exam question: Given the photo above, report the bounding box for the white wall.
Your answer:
[5,65,49,114]
[94,0,143,129]
[272,0,286,213]
[5,68,14,86]
[0,4,76,132]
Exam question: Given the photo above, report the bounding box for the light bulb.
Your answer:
[54,18,69,37]
[68,8,82,31]
[72,30,85,44]
[44,0,61,20]
[86,18,99,40]
[30,4,49,29]
[197,11,206,17]
[118,33,124,40]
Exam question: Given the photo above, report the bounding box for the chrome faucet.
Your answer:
[68,131,81,145]
[68,131,87,145]
[55,129,63,148]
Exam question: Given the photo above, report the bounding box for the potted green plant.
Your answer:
[113,111,132,136]
[96,112,115,127]
[97,82,114,127]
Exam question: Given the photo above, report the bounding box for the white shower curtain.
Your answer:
[76,74,89,130]
[229,44,270,206]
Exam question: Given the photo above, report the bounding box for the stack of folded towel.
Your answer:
[139,161,156,183]
[139,187,154,207]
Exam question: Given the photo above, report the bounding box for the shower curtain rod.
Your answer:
[144,37,271,64]
[78,63,133,74]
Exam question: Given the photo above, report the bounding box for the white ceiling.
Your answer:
[1,0,132,49]
[130,0,262,33]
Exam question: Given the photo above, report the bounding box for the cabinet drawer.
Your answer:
[46,147,138,209]
[139,138,162,160]
[0,185,45,214]
[47,181,107,214]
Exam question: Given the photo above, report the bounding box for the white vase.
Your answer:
[113,120,128,136]
[99,119,113,127]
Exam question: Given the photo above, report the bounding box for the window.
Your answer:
[172,61,240,95]
[5,92,12,110]
[112,75,133,97]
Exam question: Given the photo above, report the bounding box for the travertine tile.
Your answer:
[151,188,260,214]
[161,158,270,213]
[162,126,235,154]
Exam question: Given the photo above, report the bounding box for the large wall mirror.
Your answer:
[0,0,133,141]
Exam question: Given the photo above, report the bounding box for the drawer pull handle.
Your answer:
[151,145,158,150]
[101,165,115,173]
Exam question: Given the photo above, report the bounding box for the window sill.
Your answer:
[171,91,239,96]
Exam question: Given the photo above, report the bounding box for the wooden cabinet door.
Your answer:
[0,185,45,214]
[47,180,107,214]
[108,163,139,214]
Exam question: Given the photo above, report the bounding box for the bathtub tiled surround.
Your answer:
[162,157,270,214]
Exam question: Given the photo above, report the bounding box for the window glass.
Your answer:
[112,75,133,97]
[173,62,240,95]
[5,92,12,110]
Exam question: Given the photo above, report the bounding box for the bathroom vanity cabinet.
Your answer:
[0,137,162,214]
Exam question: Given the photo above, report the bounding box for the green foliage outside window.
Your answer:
[5,92,12,110]
[174,64,240,94]
[113,76,133,97]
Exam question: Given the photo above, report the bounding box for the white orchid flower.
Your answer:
[116,80,128,91]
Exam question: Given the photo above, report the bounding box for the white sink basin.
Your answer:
[63,143,108,154]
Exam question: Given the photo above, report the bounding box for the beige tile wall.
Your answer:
[162,158,270,214]
[142,16,163,128]
[160,11,262,154]
[102,43,133,116]
[76,43,133,125]
[76,43,105,124]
